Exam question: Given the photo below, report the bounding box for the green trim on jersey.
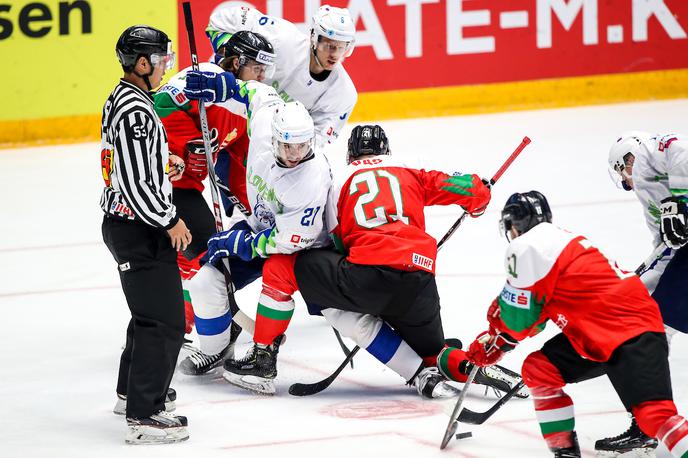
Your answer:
[498,291,547,333]
[441,174,476,196]
[153,91,191,119]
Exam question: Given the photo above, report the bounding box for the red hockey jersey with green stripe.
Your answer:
[328,155,491,274]
[494,223,664,361]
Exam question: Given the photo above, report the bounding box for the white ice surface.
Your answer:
[1,99,687,458]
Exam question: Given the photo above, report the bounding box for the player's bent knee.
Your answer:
[521,351,566,389]
[633,400,679,437]
[186,264,229,319]
[262,254,298,295]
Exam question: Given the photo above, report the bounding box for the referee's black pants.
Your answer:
[102,216,185,418]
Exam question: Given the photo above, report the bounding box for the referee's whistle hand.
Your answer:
[168,219,192,251]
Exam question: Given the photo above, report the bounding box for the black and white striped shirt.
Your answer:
[99,79,178,229]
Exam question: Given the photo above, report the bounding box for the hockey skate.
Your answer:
[474,364,530,398]
[114,388,177,415]
[412,367,461,399]
[594,417,658,457]
[125,410,189,445]
[222,335,284,395]
[178,342,234,376]
[552,431,582,458]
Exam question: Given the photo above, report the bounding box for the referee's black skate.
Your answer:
[222,335,284,395]
[114,388,177,415]
[125,410,189,444]
[178,342,234,376]
[594,416,658,457]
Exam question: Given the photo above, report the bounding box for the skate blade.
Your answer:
[114,399,176,416]
[222,370,275,395]
[125,426,189,445]
[595,448,657,457]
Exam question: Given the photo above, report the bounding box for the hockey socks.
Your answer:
[254,285,294,346]
[532,386,576,449]
[183,288,194,334]
[657,415,688,457]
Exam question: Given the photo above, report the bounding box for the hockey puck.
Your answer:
[455,432,473,440]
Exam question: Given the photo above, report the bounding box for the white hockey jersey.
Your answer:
[630,133,688,293]
[207,6,357,147]
[237,80,332,254]
[632,134,688,246]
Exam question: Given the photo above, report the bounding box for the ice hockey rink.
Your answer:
[1,99,687,457]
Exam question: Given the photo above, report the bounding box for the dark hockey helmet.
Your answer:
[218,30,275,68]
[500,191,552,239]
[347,125,389,164]
[116,25,171,71]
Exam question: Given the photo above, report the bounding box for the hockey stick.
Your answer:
[182,2,254,334]
[333,328,355,369]
[287,137,531,397]
[437,136,531,251]
[288,346,360,396]
[456,379,526,425]
[441,365,480,449]
[635,243,669,276]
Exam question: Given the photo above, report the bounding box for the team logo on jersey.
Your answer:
[412,253,433,271]
[253,198,275,228]
[555,313,568,330]
[500,284,531,310]
[101,148,113,187]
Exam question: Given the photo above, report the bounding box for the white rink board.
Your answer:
[1,99,687,458]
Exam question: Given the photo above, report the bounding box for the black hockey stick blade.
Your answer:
[289,346,360,396]
[458,379,526,425]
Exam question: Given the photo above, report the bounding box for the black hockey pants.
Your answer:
[294,248,445,358]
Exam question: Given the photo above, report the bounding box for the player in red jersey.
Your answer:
[153,31,275,336]
[465,190,688,458]
[227,125,528,397]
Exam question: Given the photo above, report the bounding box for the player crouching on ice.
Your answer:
[220,124,528,399]
[465,190,688,458]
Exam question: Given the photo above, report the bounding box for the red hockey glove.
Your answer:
[185,128,219,179]
[466,330,518,367]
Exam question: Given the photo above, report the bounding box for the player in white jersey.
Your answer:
[184,82,463,397]
[599,132,688,455]
[205,4,357,148]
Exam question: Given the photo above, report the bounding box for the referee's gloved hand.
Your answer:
[207,228,255,264]
[184,70,236,103]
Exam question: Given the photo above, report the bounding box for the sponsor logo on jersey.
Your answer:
[339,112,348,120]
[159,84,188,106]
[500,283,531,310]
[412,253,433,271]
[290,234,301,244]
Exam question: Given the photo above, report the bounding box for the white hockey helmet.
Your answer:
[271,102,315,167]
[310,5,356,58]
[607,131,651,190]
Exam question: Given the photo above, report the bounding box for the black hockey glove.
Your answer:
[660,196,688,249]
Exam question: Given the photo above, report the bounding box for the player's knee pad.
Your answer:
[633,400,679,438]
[186,264,229,319]
[522,351,566,389]
[262,254,298,296]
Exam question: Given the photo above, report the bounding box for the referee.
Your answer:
[100,25,191,444]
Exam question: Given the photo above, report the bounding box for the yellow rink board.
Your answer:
[1,68,687,149]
